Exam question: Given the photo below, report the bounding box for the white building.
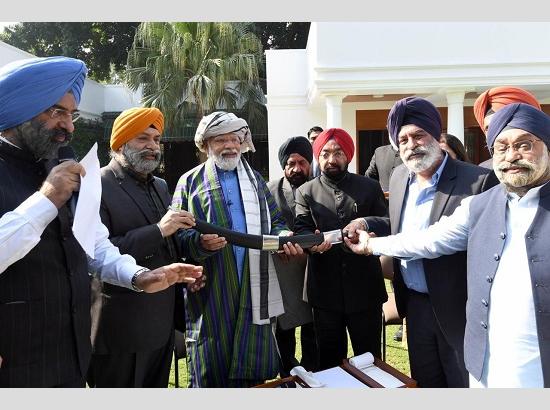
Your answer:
[266,22,550,179]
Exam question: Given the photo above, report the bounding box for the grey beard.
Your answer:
[13,119,71,160]
[495,157,550,196]
[112,145,161,174]
[403,140,443,174]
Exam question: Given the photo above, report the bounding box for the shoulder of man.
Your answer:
[266,177,283,193]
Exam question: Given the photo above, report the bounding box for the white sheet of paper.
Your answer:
[72,143,101,258]
[313,367,369,388]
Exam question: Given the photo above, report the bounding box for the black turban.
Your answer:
[387,97,442,148]
[487,103,550,150]
[278,136,313,169]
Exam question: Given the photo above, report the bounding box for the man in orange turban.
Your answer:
[474,86,541,135]
[88,107,202,388]
[473,86,541,169]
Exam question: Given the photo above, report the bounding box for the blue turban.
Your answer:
[387,97,442,149]
[0,56,87,131]
[486,103,550,150]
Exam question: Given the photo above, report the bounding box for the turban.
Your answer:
[194,111,255,153]
[486,103,550,150]
[110,107,165,151]
[387,97,442,149]
[278,136,313,169]
[312,128,355,162]
[474,86,541,133]
[0,56,87,131]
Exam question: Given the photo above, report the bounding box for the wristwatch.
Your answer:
[131,268,150,292]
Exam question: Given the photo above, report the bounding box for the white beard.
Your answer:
[402,138,443,173]
[209,147,241,171]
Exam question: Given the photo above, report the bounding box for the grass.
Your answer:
[168,280,410,387]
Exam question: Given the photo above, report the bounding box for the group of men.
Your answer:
[1,54,549,389]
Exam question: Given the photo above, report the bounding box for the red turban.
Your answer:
[473,87,541,134]
[312,128,355,162]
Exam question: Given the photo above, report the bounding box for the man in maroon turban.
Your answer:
[293,127,389,370]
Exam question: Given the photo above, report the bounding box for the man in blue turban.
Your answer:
[0,56,203,387]
[346,103,550,387]
[344,96,492,387]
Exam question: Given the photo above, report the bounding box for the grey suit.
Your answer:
[367,157,493,387]
[268,177,318,373]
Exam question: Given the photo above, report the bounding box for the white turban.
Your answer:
[194,111,256,153]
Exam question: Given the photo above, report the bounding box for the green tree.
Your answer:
[0,22,139,82]
[125,22,266,135]
[252,22,310,50]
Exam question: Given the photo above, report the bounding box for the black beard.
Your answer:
[14,119,72,159]
[322,164,348,180]
[286,172,308,187]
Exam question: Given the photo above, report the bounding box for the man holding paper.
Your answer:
[0,56,202,388]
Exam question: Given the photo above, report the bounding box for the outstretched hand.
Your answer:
[135,263,203,293]
[343,230,376,255]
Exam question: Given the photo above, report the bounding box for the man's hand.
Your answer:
[188,274,207,292]
[342,218,367,244]
[40,160,86,209]
[310,229,332,254]
[275,232,304,263]
[158,209,196,237]
[200,233,227,251]
[135,263,203,293]
[343,230,376,255]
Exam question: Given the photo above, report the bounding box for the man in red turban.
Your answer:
[293,127,388,370]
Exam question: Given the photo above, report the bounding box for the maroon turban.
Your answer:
[312,128,355,162]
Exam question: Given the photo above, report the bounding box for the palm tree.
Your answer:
[125,22,266,138]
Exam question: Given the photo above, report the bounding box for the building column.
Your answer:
[325,95,344,128]
[446,91,465,142]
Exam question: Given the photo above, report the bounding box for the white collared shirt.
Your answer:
[371,184,546,388]
[0,191,141,289]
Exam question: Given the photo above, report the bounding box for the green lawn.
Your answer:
[169,280,410,388]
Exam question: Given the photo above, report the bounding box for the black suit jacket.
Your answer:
[294,173,388,313]
[0,142,90,387]
[365,144,403,192]
[367,158,493,353]
[92,159,177,353]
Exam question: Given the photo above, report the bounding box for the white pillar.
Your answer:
[325,95,344,128]
[446,91,465,142]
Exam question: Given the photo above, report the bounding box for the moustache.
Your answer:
[496,159,535,172]
[138,149,161,159]
[405,146,427,160]
[45,127,73,143]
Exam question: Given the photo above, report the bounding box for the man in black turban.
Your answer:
[268,136,318,375]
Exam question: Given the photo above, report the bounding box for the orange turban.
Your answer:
[110,107,165,151]
[473,87,541,133]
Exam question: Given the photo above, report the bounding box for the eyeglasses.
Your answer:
[46,107,81,123]
[489,139,542,157]
[320,150,346,161]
